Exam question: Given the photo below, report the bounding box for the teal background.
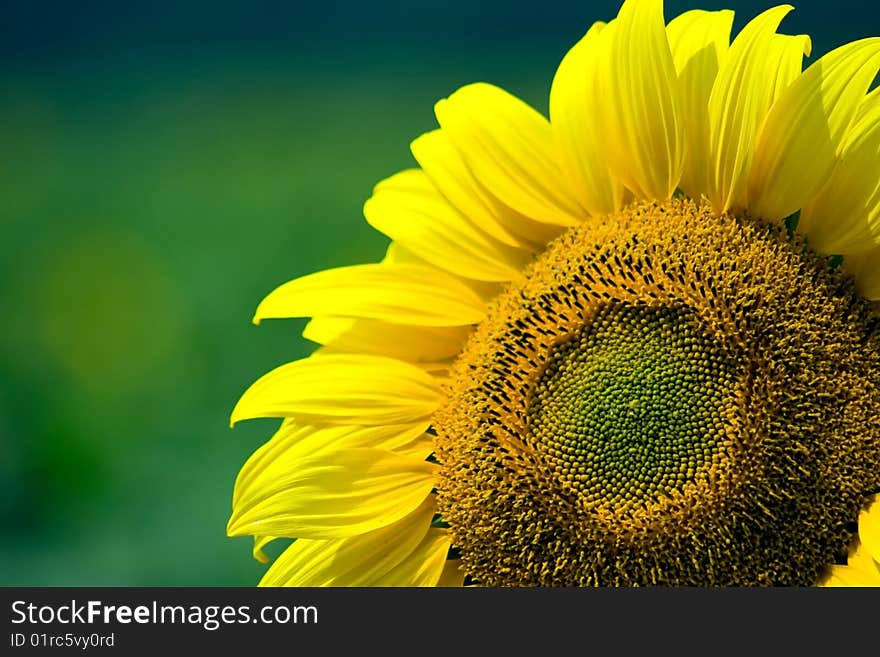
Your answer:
[0,0,876,585]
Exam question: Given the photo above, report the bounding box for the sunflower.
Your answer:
[227,0,880,586]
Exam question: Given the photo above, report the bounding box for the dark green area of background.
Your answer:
[0,0,875,585]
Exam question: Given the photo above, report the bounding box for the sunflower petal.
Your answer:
[305,316,471,364]
[252,535,279,564]
[259,498,436,586]
[856,85,880,123]
[749,38,880,221]
[766,33,813,101]
[436,559,467,587]
[549,21,625,215]
[666,9,734,198]
[843,247,880,300]
[233,420,432,506]
[434,82,583,227]
[227,447,436,539]
[822,541,880,586]
[380,528,452,586]
[363,169,532,282]
[591,0,685,201]
[233,420,310,505]
[380,242,507,305]
[253,263,486,327]
[822,496,880,586]
[859,496,880,562]
[800,92,880,253]
[410,130,559,249]
[301,316,356,345]
[707,5,801,212]
[230,354,441,426]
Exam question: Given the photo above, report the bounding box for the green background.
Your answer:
[1,0,875,585]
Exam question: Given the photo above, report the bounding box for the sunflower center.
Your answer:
[529,303,733,510]
[433,198,880,587]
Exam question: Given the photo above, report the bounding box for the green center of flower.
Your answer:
[529,303,733,510]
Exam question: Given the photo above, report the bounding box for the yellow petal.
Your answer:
[305,316,470,364]
[549,21,625,215]
[252,535,279,564]
[822,540,880,587]
[749,38,880,221]
[301,316,357,345]
[847,541,880,579]
[227,447,436,539]
[765,33,813,102]
[381,242,506,304]
[666,9,734,198]
[434,82,584,227]
[859,496,880,562]
[259,497,436,586]
[821,497,880,586]
[233,420,431,506]
[707,5,800,212]
[436,559,467,587]
[856,85,880,124]
[303,314,466,390]
[821,568,872,587]
[380,429,435,461]
[253,263,486,327]
[592,0,685,201]
[843,247,880,300]
[380,528,452,586]
[800,92,880,254]
[821,573,846,586]
[363,169,532,282]
[233,420,309,505]
[411,130,561,249]
[230,354,441,426]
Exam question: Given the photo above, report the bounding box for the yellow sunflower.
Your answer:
[227,0,880,586]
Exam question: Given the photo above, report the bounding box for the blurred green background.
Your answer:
[0,0,875,585]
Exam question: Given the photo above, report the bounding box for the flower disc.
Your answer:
[434,198,880,586]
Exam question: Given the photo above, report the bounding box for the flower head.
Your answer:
[228,0,880,586]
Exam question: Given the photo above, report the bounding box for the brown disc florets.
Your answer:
[433,198,880,586]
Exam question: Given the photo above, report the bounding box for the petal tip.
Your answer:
[229,398,248,428]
